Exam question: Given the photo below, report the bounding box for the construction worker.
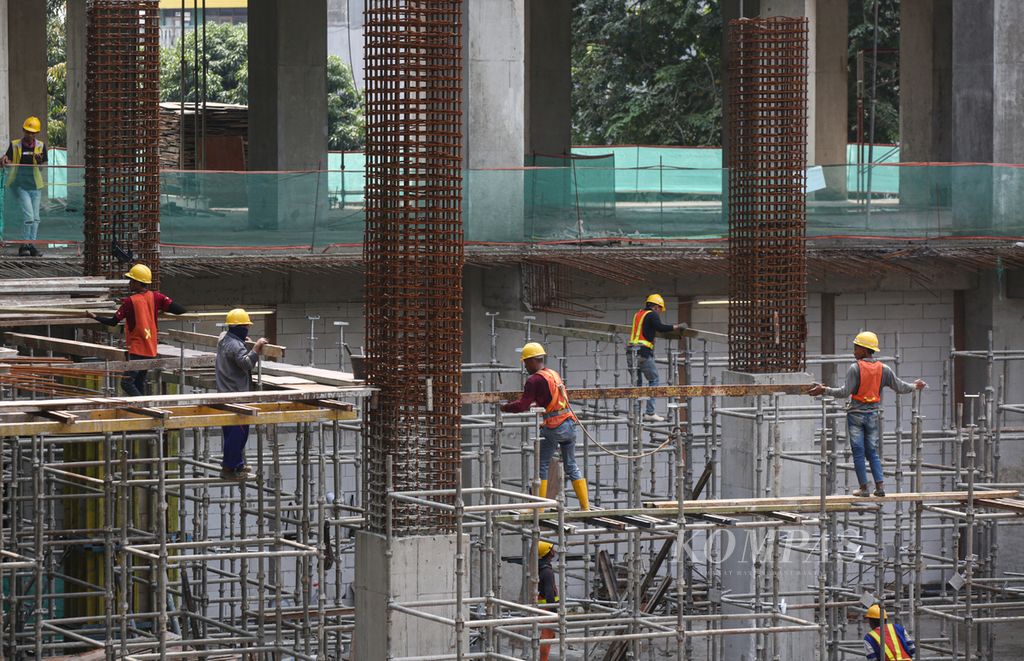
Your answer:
[501,342,590,510]
[537,541,557,661]
[808,331,926,497]
[628,293,685,421]
[1,116,47,256]
[863,605,915,660]
[216,308,267,480]
[88,264,187,396]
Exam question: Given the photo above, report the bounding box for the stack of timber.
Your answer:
[0,277,126,327]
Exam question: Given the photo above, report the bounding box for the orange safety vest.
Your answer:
[537,368,576,429]
[867,624,912,660]
[852,360,884,403]
[126,291,159,358]
[628,309,654,350]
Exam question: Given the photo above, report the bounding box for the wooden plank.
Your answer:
[33,409,78,424]
[461,383,812,405]
[495,318,615,343]
[4,332,126,361]
[165,329,286,360]
[60,355,216,372]
[210,402,259,416]
[565,318,728,344]
[259,361,362,387]
[120,406,172,420]
[595,550,620,602]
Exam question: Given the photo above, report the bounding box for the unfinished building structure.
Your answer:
[0,0,1021,659]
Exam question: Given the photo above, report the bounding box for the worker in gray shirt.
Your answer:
[217,308,268,479]
[809,331,926,497]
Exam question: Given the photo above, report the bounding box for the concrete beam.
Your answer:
[66,0,87,166]
[5,0,46,141]
[525,0,571,157]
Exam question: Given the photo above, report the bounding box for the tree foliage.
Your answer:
[46,0,66,146]
[847,0,900,145]
[327,56,364,151]
[571,0,722,146]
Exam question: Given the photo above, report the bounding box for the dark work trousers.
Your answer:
[121,354,150,397]
[222,425,251,470]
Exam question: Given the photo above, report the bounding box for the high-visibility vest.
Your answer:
[5,140,45,189]
[126,291,159,358]
[628,309,654,350]
[537,368,576,429]
[868,624,912,660]
[852,360,884,403]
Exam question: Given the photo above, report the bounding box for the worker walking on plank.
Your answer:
[808,331,925,497]
[216,308,267,480]
[863,604,915,659]
[627,293,686,422]
[536,541,557,661]
[88,264,187,396]
[1,117,47,256]
[501,342,590,510]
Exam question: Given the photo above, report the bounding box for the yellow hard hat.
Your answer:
[124,263,152,284]
[22,116,40,133]
[520,342,546,362]
[865,604,886,620]
[225,308,252,326]
[537,541,553,558]
[646,294,666,310]
[854,331,880,353]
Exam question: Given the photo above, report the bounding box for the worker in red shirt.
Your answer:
[536,540,557,661]
[88,264,187,396]
[501,342,589,510]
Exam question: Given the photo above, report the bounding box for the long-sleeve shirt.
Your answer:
[538,553,557,604]
[216,331,259,393]
[637,308,676,358]
[93,291,184,331]
[501,372,552,413]
[824,357,915,412]
[864,622,915,659]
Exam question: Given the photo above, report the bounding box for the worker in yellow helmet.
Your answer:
[1,117,47,256]
[627,294,686,422]
[862,604,915,660]
[88,264,187,396]
[216,308,268,480]
[809,331,926,497]
[536,540,557,661]
[500,342,589,510]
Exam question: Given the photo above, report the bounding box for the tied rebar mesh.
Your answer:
[727,18,809,373]
[363,1,464,535]
[84,0,161,285]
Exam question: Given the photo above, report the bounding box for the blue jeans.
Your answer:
[539,419,581,482]
[11,186,41,241]
[848,410,883,486]
[222,425,251,470]
[120,353,149,397]
[636,354,659,415]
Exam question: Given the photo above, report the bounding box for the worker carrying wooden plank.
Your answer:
[216,308,268,480]
[500,342,590,510]
[808,331,926,497]
[88,263,187,396]
[627,294,686,422]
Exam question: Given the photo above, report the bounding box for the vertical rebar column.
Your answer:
[85,0,161,284]
[727,18,808,373]
[363,0,464,535]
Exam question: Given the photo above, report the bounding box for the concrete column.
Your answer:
[464,0,526,242]
[66,0,87,167]
[898,0,952,207]
[951,0,1024,232]
[5,0,47,141]
[760,0,848,197]
[524,0,570,157]
[247,0,327,229]
[720,371,819,660]
[354,532,468,657]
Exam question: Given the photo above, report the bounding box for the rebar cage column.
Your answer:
[84,0,161,284]
[363,0,465,535]
[727,17,809,373]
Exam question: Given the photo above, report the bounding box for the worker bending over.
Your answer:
[536,541,557,661]
[863,605,915,660]
[501,342,590,510]
[216,308,267,480]
[628,294,685,422]
[808,332,925,497]
[89,264,187,396]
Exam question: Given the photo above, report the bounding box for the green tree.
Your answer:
[327,56,364,150]
[571,0,722,146]
[847,0,900,145]
[46,0,66,147]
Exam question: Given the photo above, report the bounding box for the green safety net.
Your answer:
[3,147,1021,250]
